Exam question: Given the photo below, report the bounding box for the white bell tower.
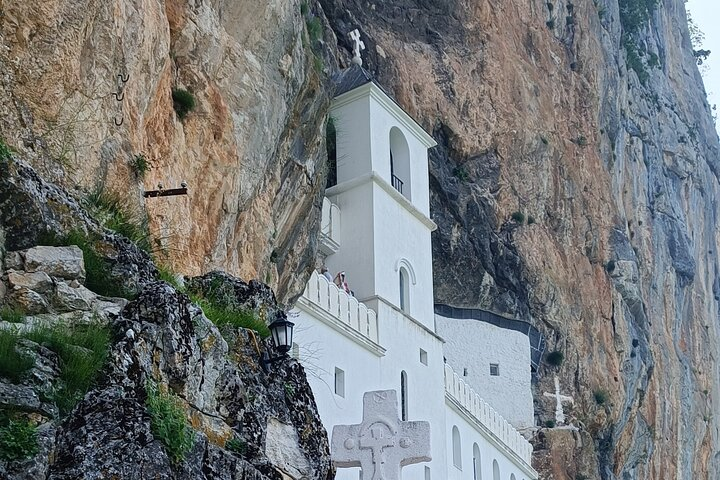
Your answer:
[324,63,437,329]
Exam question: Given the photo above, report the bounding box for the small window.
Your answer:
[490,363,500,376]
[425,466,431,480]
[463,367,469,376]
[400,371,408,421]
[335,367,345,397]
[399,267,410,312]
[452,426,462,469]
[419,348,428,365]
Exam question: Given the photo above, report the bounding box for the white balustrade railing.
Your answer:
[302,270,379,343]
[444,364,533,465]
[321,197,340,241]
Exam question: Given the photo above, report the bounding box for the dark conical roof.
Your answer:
[333,64,374,96]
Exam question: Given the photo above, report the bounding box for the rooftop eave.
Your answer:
[331,82,437,149]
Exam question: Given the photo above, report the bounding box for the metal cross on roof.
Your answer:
[349,29,366,67]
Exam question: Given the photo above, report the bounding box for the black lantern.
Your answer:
[260,315,295,372]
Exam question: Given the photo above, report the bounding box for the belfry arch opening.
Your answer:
[389,127,411,200]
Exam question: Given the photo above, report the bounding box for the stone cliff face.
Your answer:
[0,0,334,304]
[319,0,720,478]
[2,0,719,479]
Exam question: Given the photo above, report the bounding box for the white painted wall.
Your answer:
[445,405,533,480]
[435,315,534,430]
[292,298,448,480]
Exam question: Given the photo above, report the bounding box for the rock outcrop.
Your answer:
[0,242,332,479]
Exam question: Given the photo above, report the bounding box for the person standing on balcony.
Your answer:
[320,265,333,282]
[334,271,351,295]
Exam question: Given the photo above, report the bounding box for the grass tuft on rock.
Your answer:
[0,138,12,161]
[594,389,609,405]
[25,322,111,415]
[191,295,270,338]
[0,306,25,324]
[0,330,35,382]
[146,383,195,464]
[0,412,39,461]
[85,189,151,252]
[131,154,151,178]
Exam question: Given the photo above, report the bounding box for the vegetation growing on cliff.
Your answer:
[619,0,660,84]
[146,383,195,463]
[0,413,38,461]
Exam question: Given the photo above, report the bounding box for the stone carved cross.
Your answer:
[349,29,365,66]
[542,375,574,425]
[332,390,431,480]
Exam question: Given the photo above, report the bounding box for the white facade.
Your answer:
[436,314,535,430]
[292,70,538,480]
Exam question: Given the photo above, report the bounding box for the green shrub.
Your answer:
[546,19,555,29]
[0,413,38,461]
[0,139,11,161]
[546,350,564,366]
[131,154,151,178]
[527,215,536,225]
[511,211,525,223]
[0,330,34,382]
[306,17,323,43]
[574,135,588,147]
[172,89,196,120]
[226,437,246,455]
[544,419,556,428]
[453,167,469,182]
[146,383,195,464]
[0,306,25,324]
[84,189,151,252]
[300,1,309,15]
[25,323,110,415]
[594,389,608,405]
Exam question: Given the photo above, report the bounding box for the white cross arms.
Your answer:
[542,375,574,425]
[349,29,366,66]
[331,390,431,480]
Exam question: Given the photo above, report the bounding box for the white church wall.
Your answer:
[325,182,375,302]
[332,94,372,184]
[370,182,435,329]
[367,93,431,217]
[371,300,449,480]
[445,405,536,480]
[436,315,534,430]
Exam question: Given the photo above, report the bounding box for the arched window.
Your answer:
[399,267,410,312]
[326,117,337,188]
[389,127,411,199]
[492,460,500,480]
[510,474,516,480]
[452,426,462,469]
[400,371,408,421]
[473,443,482,480]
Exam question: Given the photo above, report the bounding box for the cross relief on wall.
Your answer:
[331,390,431,480]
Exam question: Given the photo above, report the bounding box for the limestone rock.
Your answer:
[52,282,93,312]
[265,417,313,479]
[23,246,85,281]
[8,287,49,314]
[7,270,53,294]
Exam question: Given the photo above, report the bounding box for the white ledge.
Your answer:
[326,171,437,232]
